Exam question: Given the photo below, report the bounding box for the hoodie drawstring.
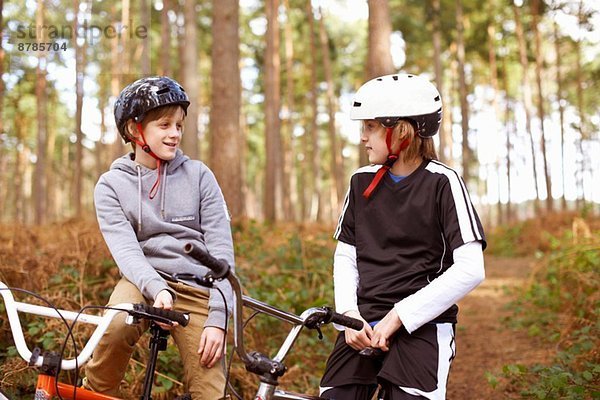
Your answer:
[136,164,143,233]
[136,162,169,232]
[160,162,168,219]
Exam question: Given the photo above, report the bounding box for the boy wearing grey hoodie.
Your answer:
[84,76,234,399]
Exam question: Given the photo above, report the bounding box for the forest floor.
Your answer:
[446,255,553,399]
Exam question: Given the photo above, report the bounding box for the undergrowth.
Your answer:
[2,212,599,399]
[487,210,600,257]
[0,220,338,398]
[486,213,600,399]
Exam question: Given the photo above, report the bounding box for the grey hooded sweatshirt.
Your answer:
[94,150,234,329]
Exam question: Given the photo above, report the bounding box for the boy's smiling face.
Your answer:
[129,106,185,168]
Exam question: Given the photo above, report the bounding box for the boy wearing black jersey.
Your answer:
[320,74,486,400]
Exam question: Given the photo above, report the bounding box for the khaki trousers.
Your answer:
[84,278,226,399]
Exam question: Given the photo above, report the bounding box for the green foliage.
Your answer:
[487,223,525,257]
[227,222,338,397]
[0,221,338,398]
[492,228,600,398]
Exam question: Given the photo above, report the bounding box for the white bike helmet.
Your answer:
[350,73,442,137]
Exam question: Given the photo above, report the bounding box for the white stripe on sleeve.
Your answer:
[426,161,483,243]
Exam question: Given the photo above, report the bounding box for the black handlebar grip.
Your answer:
[134,303,190,327]
[183,243,230,279]
[330,312,364,331]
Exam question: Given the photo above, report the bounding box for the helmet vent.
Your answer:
[408,75,414,78]
[376,78,383,81]
[392,75,398,80]
[156,88,170,95]
[353,101,362,107]
[434,95,440,101]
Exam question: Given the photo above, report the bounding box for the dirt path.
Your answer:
[446,255,553,399]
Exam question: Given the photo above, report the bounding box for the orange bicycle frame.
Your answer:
[34,374,118,400]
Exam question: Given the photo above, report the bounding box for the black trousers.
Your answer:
[321,381,426,400]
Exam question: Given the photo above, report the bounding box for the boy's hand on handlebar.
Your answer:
[370,309,402,352]
[153,290,178,330]
[198,326,225,368]
[342,310,373,351]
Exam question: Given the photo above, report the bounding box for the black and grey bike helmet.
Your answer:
[114,76,190,143]
[350,73,442,138]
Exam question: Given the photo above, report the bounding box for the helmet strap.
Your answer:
[362,126,410,199]
[133,122,163,200]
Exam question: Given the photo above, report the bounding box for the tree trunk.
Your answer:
[112,1,127,160]
[73,0,86,218]
[504,98,513,223]
[209,0,243,219]
[159,0,172,77]
[513,2,540,213]
[456,0,471,185]
[120,0,130,78]
[34,0,48,224]
[445,42,459,170]
[318,8,344,218]
[307,3,323,221]
[367,0,395,78]
[531,0,553,212]
[282,0,297,221]
[501,32,514,222]
[574,0,586,210]
[0,0,6,220]
[46,97,57,221]
[364,0,395,167]
[264,0,282,222]
[431,0,450,164]
[61,140,71,218]
[176,1,185,83]
[486,4,503,225]
[181,0,199,159]
[14,107,27,223]
[553,21,567,211]
[97,93,107,177]
[140,0,151,75]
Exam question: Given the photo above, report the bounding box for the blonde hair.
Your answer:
[394,119,438,162]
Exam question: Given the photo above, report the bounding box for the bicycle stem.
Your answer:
[226,272,253,365]
[228,272,324,368]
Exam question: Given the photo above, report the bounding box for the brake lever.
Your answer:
[315,326,323,340]
[173,273,215,288]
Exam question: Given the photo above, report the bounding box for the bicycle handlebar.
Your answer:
[132,303,190,327]
[0,282,189,371]
[182,243,364,374]
[304,307,364,331]
[183,242,230,279]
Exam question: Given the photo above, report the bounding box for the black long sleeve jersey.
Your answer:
[333,159,487,324]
